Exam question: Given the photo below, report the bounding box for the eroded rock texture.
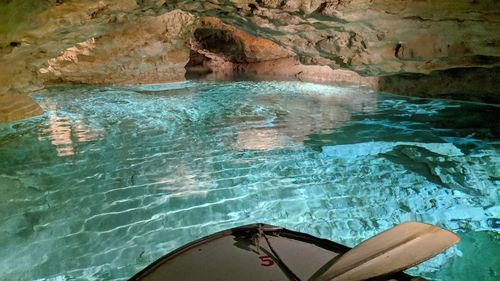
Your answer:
[1,0,499,121]
[165,0,500,75]
[39,9,197,84]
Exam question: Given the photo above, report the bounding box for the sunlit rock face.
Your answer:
[0,0,499,122]
[233,85,377,150]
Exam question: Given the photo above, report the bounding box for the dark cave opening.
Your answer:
[192,28,245,63]
[185,27,248,79]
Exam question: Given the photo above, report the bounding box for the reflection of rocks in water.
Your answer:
[43,114,74,156]
[37,100,104,156]
[236,127,292,150]
[233,88,377,150]
[136,87,197,97]
[155,162,211,199]
[380,145,477,194]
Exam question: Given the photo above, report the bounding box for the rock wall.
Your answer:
[0,0,499,122]
[165,0,500,75]
[379,67,500,104]
[185,16,376,86]
[39,9,197,84]
[0,91,43,123]
[0,0,140,122]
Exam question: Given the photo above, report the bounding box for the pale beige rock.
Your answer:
[0,91,43,123]
[168,0,500,75]
[215,57,377,86]
[38,9,197,84]
[0,0,499,122]
[186,16,373,86]
[0,0,139,121]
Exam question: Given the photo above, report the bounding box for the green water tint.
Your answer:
[0,81,498,280]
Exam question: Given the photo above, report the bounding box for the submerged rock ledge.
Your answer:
[1,0,499,122]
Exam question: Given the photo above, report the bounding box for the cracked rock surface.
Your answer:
[1,0,499,121]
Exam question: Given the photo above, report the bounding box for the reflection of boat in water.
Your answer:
[130,222,458,281]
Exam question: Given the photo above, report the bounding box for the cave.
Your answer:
[0,1,499,280]
[192,28,246,63]
[185,27,252,79]
[185,27,249,79]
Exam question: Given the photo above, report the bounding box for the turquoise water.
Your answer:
[0,81,498,280]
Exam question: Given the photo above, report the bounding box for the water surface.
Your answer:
[0,81,498,280]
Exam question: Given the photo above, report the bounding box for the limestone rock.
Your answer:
[378,67,500,104]
[165,0,500,75]
[0,0,499,122]
[38,9,197,84]
[0,91,43,123]
[0,0,140,121]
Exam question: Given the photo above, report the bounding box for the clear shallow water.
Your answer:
[0,81,498,281]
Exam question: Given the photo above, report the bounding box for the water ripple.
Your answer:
[0,81,498,280]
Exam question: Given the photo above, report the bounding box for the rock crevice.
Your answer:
[0,0,499,122]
